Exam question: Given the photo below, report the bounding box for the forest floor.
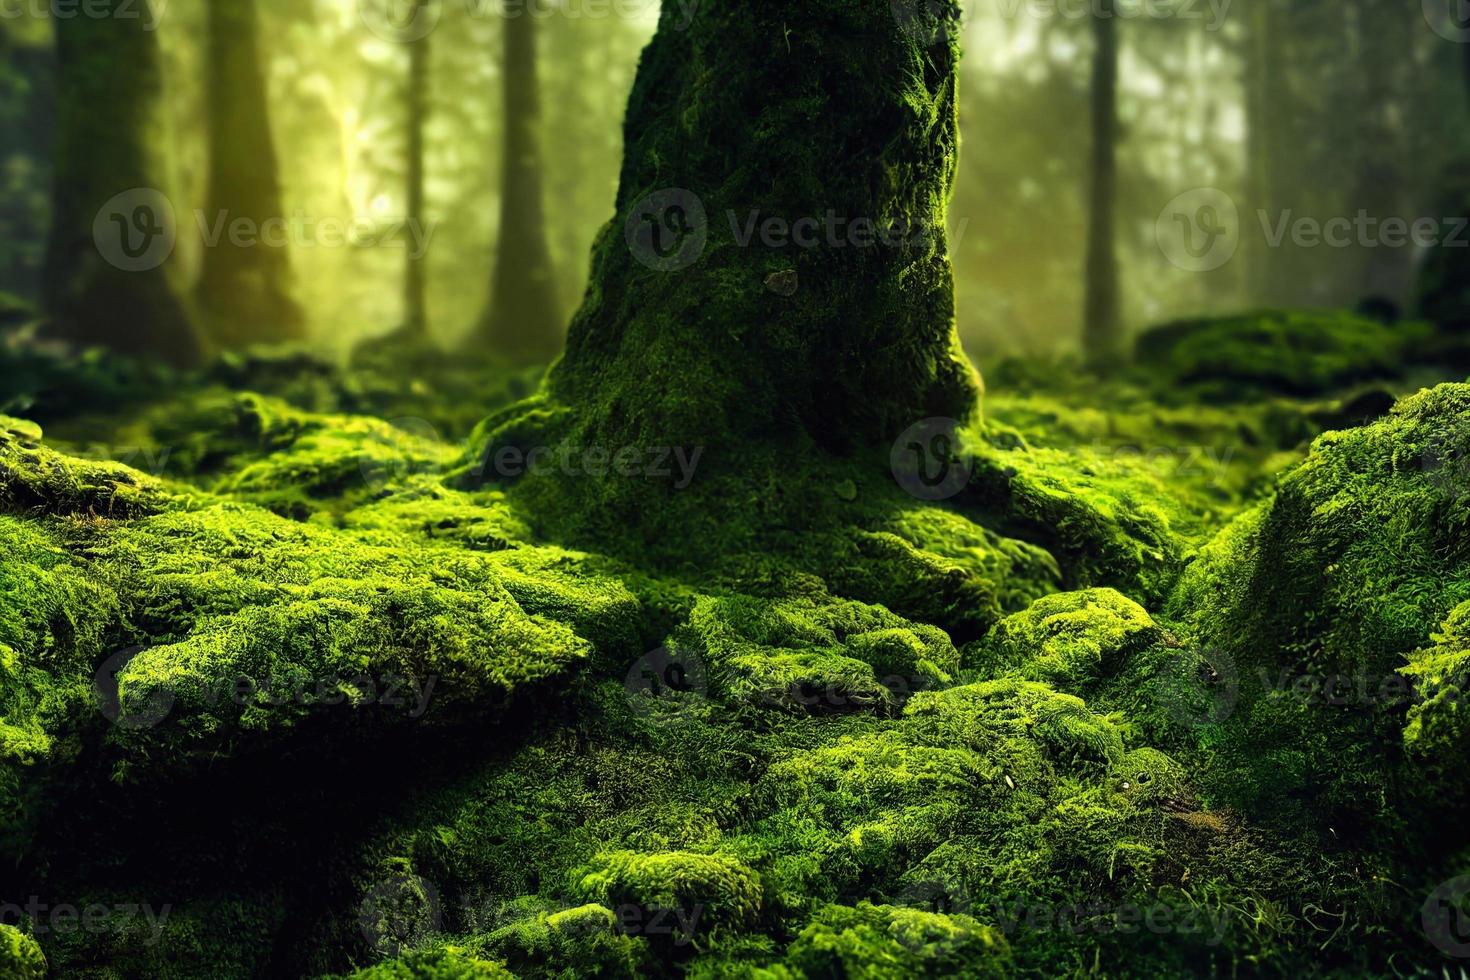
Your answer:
[3,308,1470,978]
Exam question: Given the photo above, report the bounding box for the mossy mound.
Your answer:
[781,901,1009,978]
[1167,382,1470,865]
[342,950,514,979]
[968,587,1162,688]
[0,414,640,865]
[1133,310,1434,400]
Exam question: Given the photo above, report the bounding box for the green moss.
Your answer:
[480,899,648,978]
[0,925,46,979]
[1133,310,1433,399]
[969,587,1162,689]
[1165,382,1470,852]
[782,901,1009,979]
[341,949,515,979]
[1401,600,1470,760]
[572,851,762,934]
[675,592,958,716]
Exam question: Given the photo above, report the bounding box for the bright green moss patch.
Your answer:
[0,925,46,979]
[572,851,763,933]
[341,949,515,979]
[969,587,1162,688]
[675,592,958,716]
[1401,600,1470,760]
[782,901,1009,979]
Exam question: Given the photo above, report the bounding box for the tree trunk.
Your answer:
[1244,0,1294,307]
[476,7,562,364]
[1082,0,1122,370]
[42,0,202,366]
[1416,35,1470,333]
[403,7,430,339]
[534,0,980,454]
[196,0,303,347]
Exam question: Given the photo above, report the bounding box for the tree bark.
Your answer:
[537,0,980,454]
[196,0,304,347]
[43,0,202,366]
[1083,0,1122,369]
[1416,28,1470,332]
[403,5,430,339]
[476,7,562,364]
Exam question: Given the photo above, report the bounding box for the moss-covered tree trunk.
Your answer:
[538,0,979,454]
[476,8,562,364]
[42,0,202,366]
[403,7,430,339]
[1082,0,1122,369]
[195,0,304,347]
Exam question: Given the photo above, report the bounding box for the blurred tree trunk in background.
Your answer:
[1244,0,1292,307]
[403,2,430,339]
[196,0,303,347]
[476,7,562,364]
[1346,0,1412,306]
[1417,38,1470,333]
[1083,0,1122,369]
[43,0,201,366]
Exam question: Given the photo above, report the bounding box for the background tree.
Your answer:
[42,0,201,366]
[401,0,430,339]
[1417,36,1470,333]
[475,5,562,364]
[1083,0,1122,368]
[196,0,303,347]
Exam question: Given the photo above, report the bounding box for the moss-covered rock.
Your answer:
[1134,310,1433,400]
[1167,382,1470,858]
